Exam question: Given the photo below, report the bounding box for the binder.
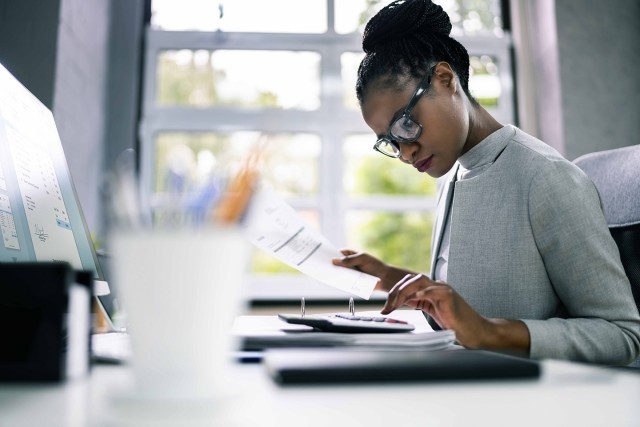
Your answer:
[233,308,455,352]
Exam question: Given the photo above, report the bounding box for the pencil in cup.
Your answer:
[213,149,261,225]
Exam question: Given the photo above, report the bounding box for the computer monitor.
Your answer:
[0,62,109,297]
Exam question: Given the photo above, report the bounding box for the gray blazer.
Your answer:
[430,125,640,365]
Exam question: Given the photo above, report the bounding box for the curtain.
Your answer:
[510,0,565,155]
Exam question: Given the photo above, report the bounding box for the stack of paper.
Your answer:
[233,310,456,352]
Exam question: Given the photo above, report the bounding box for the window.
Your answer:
[141,0,513,300]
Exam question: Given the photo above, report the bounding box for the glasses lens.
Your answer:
[374,138,400,157]
[390,116,420,141]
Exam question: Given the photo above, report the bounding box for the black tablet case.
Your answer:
[264,348,540,384]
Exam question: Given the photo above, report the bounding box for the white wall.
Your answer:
[556,0,640,160]
[53,0,110,238]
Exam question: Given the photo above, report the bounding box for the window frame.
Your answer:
[139,2,514,301]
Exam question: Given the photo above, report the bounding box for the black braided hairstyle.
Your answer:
[356,0,477,106]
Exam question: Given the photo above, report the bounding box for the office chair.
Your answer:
[574,145,640,368]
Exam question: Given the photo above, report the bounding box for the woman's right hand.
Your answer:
[331,249,416,293]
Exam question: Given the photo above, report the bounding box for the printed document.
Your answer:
[240,187,377,299]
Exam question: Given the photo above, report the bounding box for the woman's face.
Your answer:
[360,64,471,178]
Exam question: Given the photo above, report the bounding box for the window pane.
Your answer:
[260,134,322,197]
[151,0,327,33]
[156,50,321,110]
[341,52,364,110]
[154,132,320,198]
[335,0,502,36]
[469,55,501,109]
[444,0,503,36]
[344,134,437,196]
[154,132,321,274]
[346,210,435,274]
[334,0,390,34]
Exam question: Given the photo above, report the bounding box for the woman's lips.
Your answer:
[414,155,433,172]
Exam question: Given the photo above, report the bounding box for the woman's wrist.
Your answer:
[480,318,531,356]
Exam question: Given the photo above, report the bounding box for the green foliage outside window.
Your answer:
[357,211,435,274]
[351,156,436,196]
[350,156,436,274]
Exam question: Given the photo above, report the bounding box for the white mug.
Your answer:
[109,227,249,398]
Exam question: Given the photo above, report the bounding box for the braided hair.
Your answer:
[356,0,477,106]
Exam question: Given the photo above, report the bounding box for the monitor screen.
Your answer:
[0,62,106,291]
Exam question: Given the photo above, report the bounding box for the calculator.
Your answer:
[277,313,415,333]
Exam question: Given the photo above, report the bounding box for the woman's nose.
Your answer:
[398,142,419,163]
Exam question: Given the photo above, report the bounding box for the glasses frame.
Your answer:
[373,66,435,158]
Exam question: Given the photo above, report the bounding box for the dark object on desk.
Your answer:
[0,262,92,382]
[264,348,540,385]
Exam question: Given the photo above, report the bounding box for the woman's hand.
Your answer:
[331,249,416,292]
[382,274,530,353]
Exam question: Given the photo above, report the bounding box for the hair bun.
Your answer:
[363,0,452,54]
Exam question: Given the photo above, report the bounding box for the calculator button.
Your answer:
[384,318,408,324]
[336,314,366,321]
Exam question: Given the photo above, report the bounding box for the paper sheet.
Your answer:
[240,187,377,299]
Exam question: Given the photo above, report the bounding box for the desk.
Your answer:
[1,359,639,427]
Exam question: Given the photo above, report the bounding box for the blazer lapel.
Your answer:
[430,164,459,278]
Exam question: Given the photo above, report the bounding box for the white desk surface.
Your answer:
[1,358,639,427]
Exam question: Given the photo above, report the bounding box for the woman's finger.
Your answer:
[382,273,416,311]
[332,251,364,266]
[383,277,451,315]
[382,274,433,314]
[387,273,416,293]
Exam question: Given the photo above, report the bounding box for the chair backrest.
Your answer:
[574,145,640,312]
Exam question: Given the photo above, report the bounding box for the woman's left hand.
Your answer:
[381,274,529,352]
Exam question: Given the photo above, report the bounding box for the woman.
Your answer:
[333,0,640,365]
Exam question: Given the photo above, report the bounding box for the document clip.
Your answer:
[299,296,355,317]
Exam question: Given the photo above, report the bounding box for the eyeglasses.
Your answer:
[372,67,435,158]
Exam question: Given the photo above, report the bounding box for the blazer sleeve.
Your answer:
[521,160,640,365]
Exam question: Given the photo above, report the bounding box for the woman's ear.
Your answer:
[433,61,457,94]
